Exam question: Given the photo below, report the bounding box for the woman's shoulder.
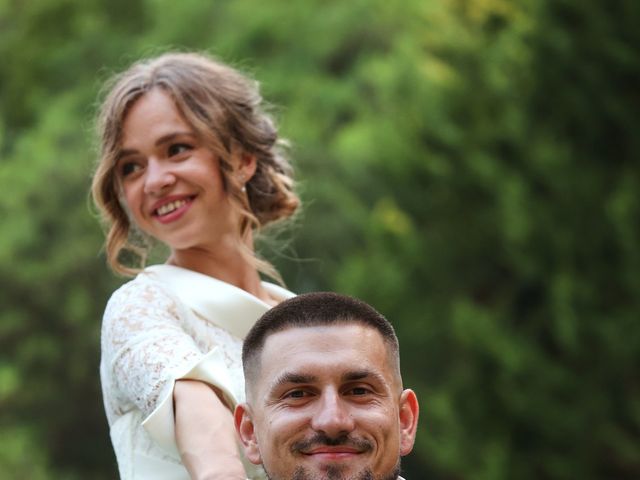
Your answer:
[104,268,181,319]
[108,268,167,296]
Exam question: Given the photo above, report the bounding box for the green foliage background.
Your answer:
[1,0,638,478]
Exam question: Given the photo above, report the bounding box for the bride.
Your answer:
[91,52,299,479]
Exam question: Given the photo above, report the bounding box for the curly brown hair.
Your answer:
[91,52,299,277]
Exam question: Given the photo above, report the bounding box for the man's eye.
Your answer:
[285,390,308,399]
[168,143,192,157]
[348,387,370,396]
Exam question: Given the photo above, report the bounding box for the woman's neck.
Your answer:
[166,234,274,304]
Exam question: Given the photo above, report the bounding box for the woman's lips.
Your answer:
[151,195,195,224]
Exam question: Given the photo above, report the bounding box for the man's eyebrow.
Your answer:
[342,369,387,384]
[269,372,318,392]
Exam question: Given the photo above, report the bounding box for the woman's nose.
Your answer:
[143,160,175,195]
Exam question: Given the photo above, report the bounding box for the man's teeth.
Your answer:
[156,199,188,216]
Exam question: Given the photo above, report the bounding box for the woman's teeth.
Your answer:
[156,199,188,216]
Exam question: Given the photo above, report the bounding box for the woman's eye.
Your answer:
[120,162,141,177]
[168,143,192,157]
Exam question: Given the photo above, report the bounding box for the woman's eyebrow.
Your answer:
[116,149,138,161]
[116,132,197,161]
[154,131,197,147]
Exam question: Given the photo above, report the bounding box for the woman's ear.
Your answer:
[398,389,419,456]
[231,145,257,184]
[234,403,262,465]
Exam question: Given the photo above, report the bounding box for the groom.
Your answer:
[235,292,419,480]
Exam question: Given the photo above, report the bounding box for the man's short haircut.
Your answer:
[242,292,401,393]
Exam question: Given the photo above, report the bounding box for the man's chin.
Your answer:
[265,461,400,480]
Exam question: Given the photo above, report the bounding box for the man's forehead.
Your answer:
[261,323,385,355]
[258,324,391,378]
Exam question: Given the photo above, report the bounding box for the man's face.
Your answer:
[236,324,418,480]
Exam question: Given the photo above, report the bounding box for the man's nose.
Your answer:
[310,390,355,437]
[144,160,175,195]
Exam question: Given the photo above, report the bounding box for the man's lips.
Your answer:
[302,446,363,461]
[305,446,362,455]
[292,434,373,457]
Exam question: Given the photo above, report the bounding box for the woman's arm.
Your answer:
[102,281,247,478]
[174,379,247,480]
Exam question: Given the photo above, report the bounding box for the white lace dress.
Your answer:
[100,264,294,479]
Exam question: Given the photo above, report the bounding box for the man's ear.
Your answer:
[398,389,419,456]
[234,403,262,465]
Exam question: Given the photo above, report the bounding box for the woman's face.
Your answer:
[115,88,239,251]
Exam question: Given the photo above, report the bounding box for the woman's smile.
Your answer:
[151,195,196,224]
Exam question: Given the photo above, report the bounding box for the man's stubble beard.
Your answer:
[263,460,401,480]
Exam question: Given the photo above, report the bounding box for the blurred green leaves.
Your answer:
[0,0,638,479]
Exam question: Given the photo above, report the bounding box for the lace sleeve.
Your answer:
[101,277,203,419]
